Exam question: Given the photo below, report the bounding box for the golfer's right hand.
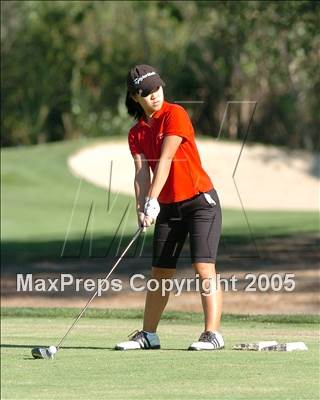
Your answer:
[138,212,153,232]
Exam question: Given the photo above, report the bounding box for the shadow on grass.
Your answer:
[1,344,113,350]
[2,231,319,275]
[1,233,154,263]
[2,344,188,352]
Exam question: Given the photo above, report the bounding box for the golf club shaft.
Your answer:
[56,227,143,350]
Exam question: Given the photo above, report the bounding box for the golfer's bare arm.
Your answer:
[133,153,151,213]
[148,135,182,199]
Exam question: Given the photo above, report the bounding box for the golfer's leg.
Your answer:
[193,262,222,332]
[147,201,187,333]
[143,267,176,332]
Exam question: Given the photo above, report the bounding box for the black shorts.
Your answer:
[152,188,222,268]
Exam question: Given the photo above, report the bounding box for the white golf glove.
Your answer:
[144,197,160,221]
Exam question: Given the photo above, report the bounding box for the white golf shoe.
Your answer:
[115,330,161,350]
[188,331,224,351]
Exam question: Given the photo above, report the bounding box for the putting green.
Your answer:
[1,309,319,400]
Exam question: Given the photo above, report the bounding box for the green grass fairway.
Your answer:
[1,309,319,400]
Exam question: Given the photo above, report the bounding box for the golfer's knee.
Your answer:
[192,262,216,277]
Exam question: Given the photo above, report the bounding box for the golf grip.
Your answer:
[56,227,143,350]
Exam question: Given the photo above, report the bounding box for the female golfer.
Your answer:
[115,65,224,351]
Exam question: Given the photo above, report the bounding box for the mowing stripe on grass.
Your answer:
[1,307,319,324]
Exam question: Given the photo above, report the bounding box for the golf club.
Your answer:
[31,226,143,359]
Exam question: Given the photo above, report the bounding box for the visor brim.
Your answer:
[138,77,165,97]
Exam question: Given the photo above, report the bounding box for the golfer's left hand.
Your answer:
[144,197,160,222]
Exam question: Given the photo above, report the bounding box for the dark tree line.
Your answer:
[1,1,319,150]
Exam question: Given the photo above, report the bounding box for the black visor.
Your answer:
[127,64,165,96]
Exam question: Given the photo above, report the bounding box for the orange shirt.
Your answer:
[128,101,213,203]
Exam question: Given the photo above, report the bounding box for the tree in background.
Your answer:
[1,0,319,151]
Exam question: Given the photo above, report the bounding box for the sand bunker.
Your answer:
[68,139,319,210]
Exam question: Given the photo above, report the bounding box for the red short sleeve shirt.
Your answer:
[128,101,213,203]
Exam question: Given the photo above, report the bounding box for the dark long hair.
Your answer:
[125,91,145,120]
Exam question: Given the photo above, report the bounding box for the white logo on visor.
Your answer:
[134,71,156,85]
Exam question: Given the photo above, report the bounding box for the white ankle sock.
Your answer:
[143,330,157,337]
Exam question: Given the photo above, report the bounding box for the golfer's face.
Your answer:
[135,86,164,114]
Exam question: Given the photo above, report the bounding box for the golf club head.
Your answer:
[31,347,54,359]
